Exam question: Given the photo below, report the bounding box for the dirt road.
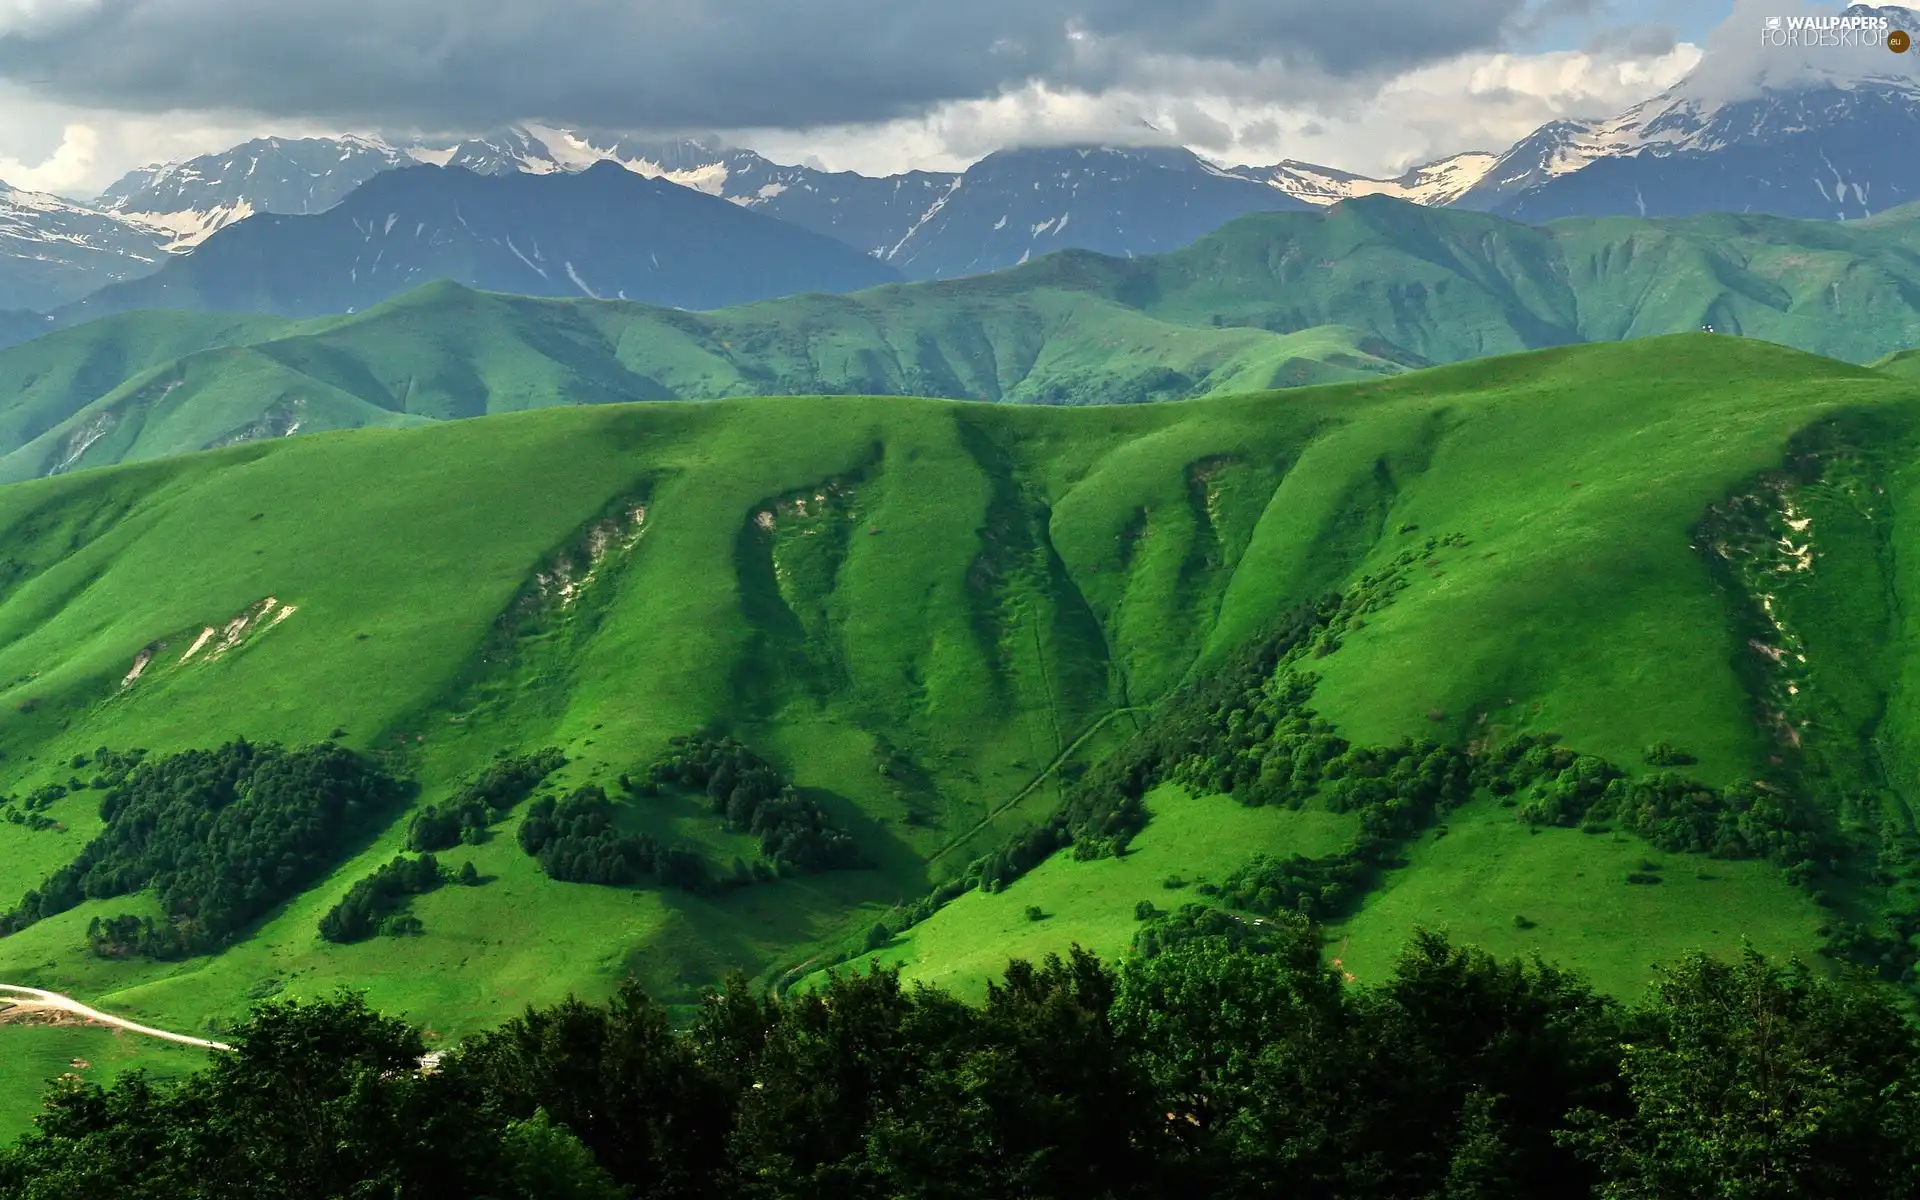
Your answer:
[0,984,232,1051]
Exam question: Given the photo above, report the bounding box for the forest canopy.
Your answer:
[0,740,409,959]
[2,931,1915,1199]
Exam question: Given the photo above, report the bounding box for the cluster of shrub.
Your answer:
[406,747,566,852]
[318,853,480,944]
[518,785,709,891]
[1128,900,1301,959]
[0,747,148,831]
[0,740,410,959]
[7,929,1919,1199]
[635,735,860,874]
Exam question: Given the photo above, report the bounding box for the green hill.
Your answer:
[12,195,1920,480]
[0,282,1413,482]
[3,333,1920,1138]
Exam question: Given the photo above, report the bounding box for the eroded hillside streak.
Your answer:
[955,416,1114,765]
[1175,453,1287,649]
[1691,410,1920,991]
[424,486,654,733]
[1089,449,1294,708]
[110,595,302,702]
[730,449,881,718]
[1692,415,1902,831]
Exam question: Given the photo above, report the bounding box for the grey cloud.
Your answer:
[0,0,1566,132]
[1502,0,1609,38]
[1165,102,1234,149]
[1236,117,1282,144]
[1583,23,1679,57]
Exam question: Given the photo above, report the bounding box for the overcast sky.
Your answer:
[0,0,1811,197]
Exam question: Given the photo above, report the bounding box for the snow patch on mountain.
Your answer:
[118,200,258,252]
[1233,151,1500,207]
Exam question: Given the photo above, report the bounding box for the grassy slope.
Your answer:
[0,311,292,474]
[0,1026,204,1144]
[12,195,1920,480]
[0,283,1407,481]
[0,334,1914,1136]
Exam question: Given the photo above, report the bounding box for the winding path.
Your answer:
[924,705,1148,868]
[0,984,231,1052]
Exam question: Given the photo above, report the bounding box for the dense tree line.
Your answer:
[0,740,409,958]
[638,736,859,873]
[318,854,470,943]
[6,930,1918,1198]
[519,786,709,891]
[408,748,567,852]
[0,991,625,1200]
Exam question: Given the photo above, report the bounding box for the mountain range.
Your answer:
[1457,4,1920,220]
[10,193,1920,480]
[6,5,1919,315]
[53,161,900,326]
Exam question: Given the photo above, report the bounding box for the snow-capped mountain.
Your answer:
[11,0,1920,327]
[1461,3,1920,219]
[54,161,902,328]
[688,156,967,263]
[0,181,168,311]
[97,135,415,250]
[858,145,1312,280]
[93,128,624,251]
[1231,152,1500,208]
[1446,121,1625,211]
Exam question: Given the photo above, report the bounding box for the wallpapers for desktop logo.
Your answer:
[1761,11,1908,50]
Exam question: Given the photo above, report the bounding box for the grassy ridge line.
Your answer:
[0,286,1406,482]
[12,194,1920,480]
[0,333,1907,1066]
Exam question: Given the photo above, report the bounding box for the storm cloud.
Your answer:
[0,0,1579,132]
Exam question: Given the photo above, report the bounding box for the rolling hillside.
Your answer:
[10,195,1920,480]
[1,334,1918,1140]
[0,281,1413,482]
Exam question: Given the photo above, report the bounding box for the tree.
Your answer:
[1442,1088,1524,1199]
[444,978,727,1198]
[1561,948,1920,1197]
[496,1109,629,1200]
[0,992,513,1199]
[1110,916,1361,1194]
[1359,928,1624,1197]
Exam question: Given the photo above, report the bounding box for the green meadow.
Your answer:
[1,331,1918,1136]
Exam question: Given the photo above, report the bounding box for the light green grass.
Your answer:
[0,1025,206,1144]
[1333,795,1828,998]
[0,333,1906,1093]
[804,784,1359,1002]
